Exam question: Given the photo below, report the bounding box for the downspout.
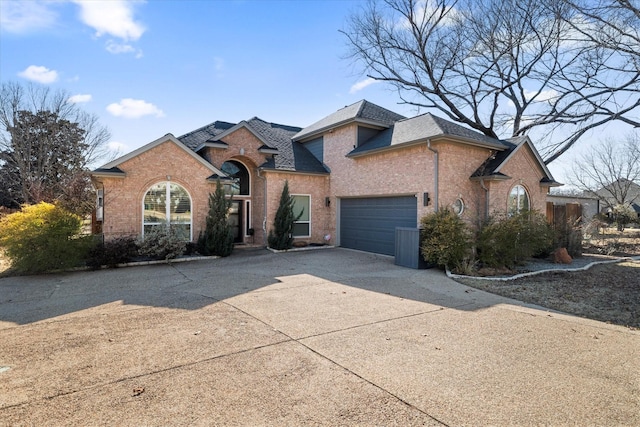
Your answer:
[427,139,439,211]
[479,178,489,220]
[257,168,268,246]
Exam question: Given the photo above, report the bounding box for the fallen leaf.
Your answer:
[132,387,145,397]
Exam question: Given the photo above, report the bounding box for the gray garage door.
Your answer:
[340,196,417,256]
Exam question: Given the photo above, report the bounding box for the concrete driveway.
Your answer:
[0,248,638,426]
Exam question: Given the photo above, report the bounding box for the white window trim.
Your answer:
[142,181,193,240]
[508,184,530,215]
[291,194,311,238]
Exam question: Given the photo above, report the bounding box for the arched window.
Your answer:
[143,182,191,240]
[221,160,250,195]
[508,184,530,215]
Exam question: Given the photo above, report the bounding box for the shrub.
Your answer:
[477,211,554,269]
[86,235,139,269]
[138,226,186,260]
[0,202,91,273]
[420,208,472,271]
[611,204,636,232]
[197,180,234,257]
[268,180,302,250]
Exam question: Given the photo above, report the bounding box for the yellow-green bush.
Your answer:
[0,202,92,273]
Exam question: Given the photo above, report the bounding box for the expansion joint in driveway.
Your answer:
[220,299,451,426]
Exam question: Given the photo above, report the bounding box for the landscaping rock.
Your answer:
[552,247,573,264]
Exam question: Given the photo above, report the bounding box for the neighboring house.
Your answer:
[91,100,559,256]
[590,178,640,219]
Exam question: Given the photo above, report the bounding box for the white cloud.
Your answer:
[105,39,143,57]
[0,0,58,34]
[18,65,58,84]
[108,141,127,153]
[68,94,92,104]
[107,98,164,119]
[349,77,378,94]
[74,0,145,41]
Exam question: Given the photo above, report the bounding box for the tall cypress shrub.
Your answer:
[197,180,234,257]
[268,181,302,250]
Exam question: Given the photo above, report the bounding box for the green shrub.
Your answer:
[0,202,91,273]
[197,180,234,257]
[477,211,554,269]
[86,235,139,269]
[268,181,302,250]
[611,204,636,232]
[420,208,472,271]
[138,226,186,261]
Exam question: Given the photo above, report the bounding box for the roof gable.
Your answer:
[471,135,560,185]
[96,133,223,175]
[293,100,406,141]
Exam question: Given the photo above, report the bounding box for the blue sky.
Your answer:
[1,1,410,154]
[0,0,606,183]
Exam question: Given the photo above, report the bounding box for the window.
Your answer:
[221,160,250,195]
[291,195,310,237]
[452,198,465,216]
[508,184,530,215]
[143,182,191,240]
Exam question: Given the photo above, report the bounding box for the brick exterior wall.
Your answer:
[202,127,273,245]
[486,143,549,217]
[95,118,551,247]
[320,124,529,232]
[263,172,331,245]
[94,139,218,240]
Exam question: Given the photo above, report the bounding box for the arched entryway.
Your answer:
[221,160,251,243]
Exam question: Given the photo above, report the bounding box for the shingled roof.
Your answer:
[348,112,508,157]
[179,121,236,150]
[176,117,328,174]
[293,100,406,141]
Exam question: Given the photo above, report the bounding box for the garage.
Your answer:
[339,196,417,256]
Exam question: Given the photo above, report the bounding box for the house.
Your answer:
[590,178,640,220]
[91,100,560,256]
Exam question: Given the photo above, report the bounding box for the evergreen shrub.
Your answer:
[477,211,554,269]
[197,180,234,257]
[420,208,472,271]
[268,181,302,250]
[86,235,139,268]
[138,226,186,260]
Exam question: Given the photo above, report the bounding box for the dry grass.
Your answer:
[456,227,640,329]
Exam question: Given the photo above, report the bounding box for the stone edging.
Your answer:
[266,245,335,254]
[447,255,640,282]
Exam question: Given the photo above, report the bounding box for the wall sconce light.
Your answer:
[240,148,245,155]
[423,192,430,206]
[325,197,331,207]
[166,175,171,181]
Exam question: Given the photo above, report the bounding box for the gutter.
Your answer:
[256,168,268,246]
[427,139,439,211]
[479,178,489,220]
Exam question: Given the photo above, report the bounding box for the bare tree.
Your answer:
[569,133,640,209]
[0,82,112,213]
[342,0,640,164]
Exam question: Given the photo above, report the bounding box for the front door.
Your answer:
[228,201,243,243]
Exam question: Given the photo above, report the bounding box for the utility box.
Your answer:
[394,227,431,269]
